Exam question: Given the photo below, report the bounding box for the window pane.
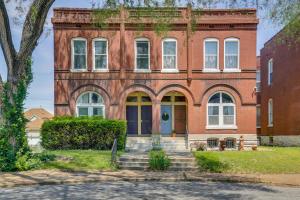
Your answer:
[163,41,176,55]
[223,106,234,115]
[225,56,238,68]
[208,93,220,103]
[127,96,138,102]
[225,41,238,54]
[163,56,176,69]
[74,55,86,69]
[224,116,234,125]
[162,96,171,102]
[205,55,217,69]
[78,107,89,116]
[141,96,151,102]
[93,107,103,116]
[175,96,186,102]
[225,139,236,148]
[207,138,219,148]
[137,57,149,69]
[74,40,86,54]
[79,93,89,104]
[205,41,217,54]
[94,41,106,54]
[208,106,219,115]
[136,41,148,54]
[91,93,103,104]
[209,116,219,125]
[222,93,233,103]
[95,55,107,69]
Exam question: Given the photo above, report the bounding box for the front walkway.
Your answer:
[1,169,300,188]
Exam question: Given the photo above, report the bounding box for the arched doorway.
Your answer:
[160,92,187,136]
[126,92,152,135]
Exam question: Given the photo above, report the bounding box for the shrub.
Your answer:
[41,117,126,150]
[14,151,55,171]
[149,150,171,171]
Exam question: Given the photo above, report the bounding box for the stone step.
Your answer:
[118,161,196,167]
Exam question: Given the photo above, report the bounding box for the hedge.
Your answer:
[41,117,126,150]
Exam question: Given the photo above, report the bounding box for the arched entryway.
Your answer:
[160,92,187,136]
[126,92,152,135]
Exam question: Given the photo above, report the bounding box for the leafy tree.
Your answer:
[0,0,299,171]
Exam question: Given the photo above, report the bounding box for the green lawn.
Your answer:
[194,147,300,174]
[41,150,119,172]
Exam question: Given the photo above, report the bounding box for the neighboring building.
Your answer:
[259,29,300,146]
[256,56,261,137]
[52,7,258,150]
[25,108,53,146]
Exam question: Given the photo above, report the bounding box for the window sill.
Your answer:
[70,69,88,72]
[206,125,237,130]
[134,69,152,73]
[223,69,241,73]
[268,124,273,128]
[161,69,179,73]
[202,69,220,73]
[93,69,109,72]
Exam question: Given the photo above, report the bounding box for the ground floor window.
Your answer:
[207,138,219,148]
[225,138,236,149]
[76,92,105,117]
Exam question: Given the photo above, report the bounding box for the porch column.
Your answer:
[152,100,160,134]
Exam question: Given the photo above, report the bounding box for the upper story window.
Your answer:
[268,99,273,127]
[72,38,87,70]
[76,92,105,117]
[135,38,150,71]
[204,38,219,71]
[162,38,177,72]
[207,92,236,129]
[268,59,273,85]
[224,38,239,70]
[93,38,108,71]
[256,70,261,92]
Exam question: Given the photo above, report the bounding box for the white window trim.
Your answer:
[203,38,220,72]
[206,92,237,130]
[268,58,273,85]
[268,99,273,127]
[76,92,105,118]
[161,38,178,73]
[92,38,109,72]
[71,37,88,72]
[134,38,151,73]
[224,38,240,72]
[256,104,261,128]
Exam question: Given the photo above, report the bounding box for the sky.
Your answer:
[0,0,281,114]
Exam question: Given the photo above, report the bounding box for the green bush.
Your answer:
[15,151,56,171]
[149,150,171,171]
[41,117,126,150]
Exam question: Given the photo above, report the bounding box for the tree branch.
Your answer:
[19,0,55,60]
[0,0,17,73]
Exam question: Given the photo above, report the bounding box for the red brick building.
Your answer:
[259,30,300,146]
[52,7,258,150]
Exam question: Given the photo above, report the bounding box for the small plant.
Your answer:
[149,150,171,171]
[197,143,207,151]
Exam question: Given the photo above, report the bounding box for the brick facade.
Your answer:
[52,7,258,149]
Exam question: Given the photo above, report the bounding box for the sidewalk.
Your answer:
[1,169,300,188]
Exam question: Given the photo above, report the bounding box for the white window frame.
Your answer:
[256,104,261,128]
[268,59,273,85]
[71,37,87,72]
[206,91,237,129]
[256,70,261,92]
[76,92,105,118]
[161,38,178,73]
[224,38,241,72]
[268,99,273,127]
[93,38,109,72]
[203,38,220,72]
[134,38,151,73]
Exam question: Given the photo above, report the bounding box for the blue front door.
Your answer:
[141,106,152,135]
[160,105,172,135]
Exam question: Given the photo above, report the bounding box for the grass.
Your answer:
[40,150,120,172]
[194,146,300,174]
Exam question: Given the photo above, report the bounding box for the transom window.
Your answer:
[204,38,219,70]
[268,99,273,127]
[93,39,108,70]
[72,38,87,70]
[135,38,150,71]
[224,38,239,70]
[268,59,273,85]
[207,92,236,128]
[162,39,177,71]
[76,92,105,117]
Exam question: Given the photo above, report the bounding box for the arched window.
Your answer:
[207,92,236,128]
[76,92,105,117]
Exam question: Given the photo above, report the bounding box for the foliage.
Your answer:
[194,147,300,174]
[149,150,171,171]
[41,117,127,151]
[41,150,117,172]
[0,59,33,172]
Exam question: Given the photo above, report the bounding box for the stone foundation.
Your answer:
[259,136,300,146]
